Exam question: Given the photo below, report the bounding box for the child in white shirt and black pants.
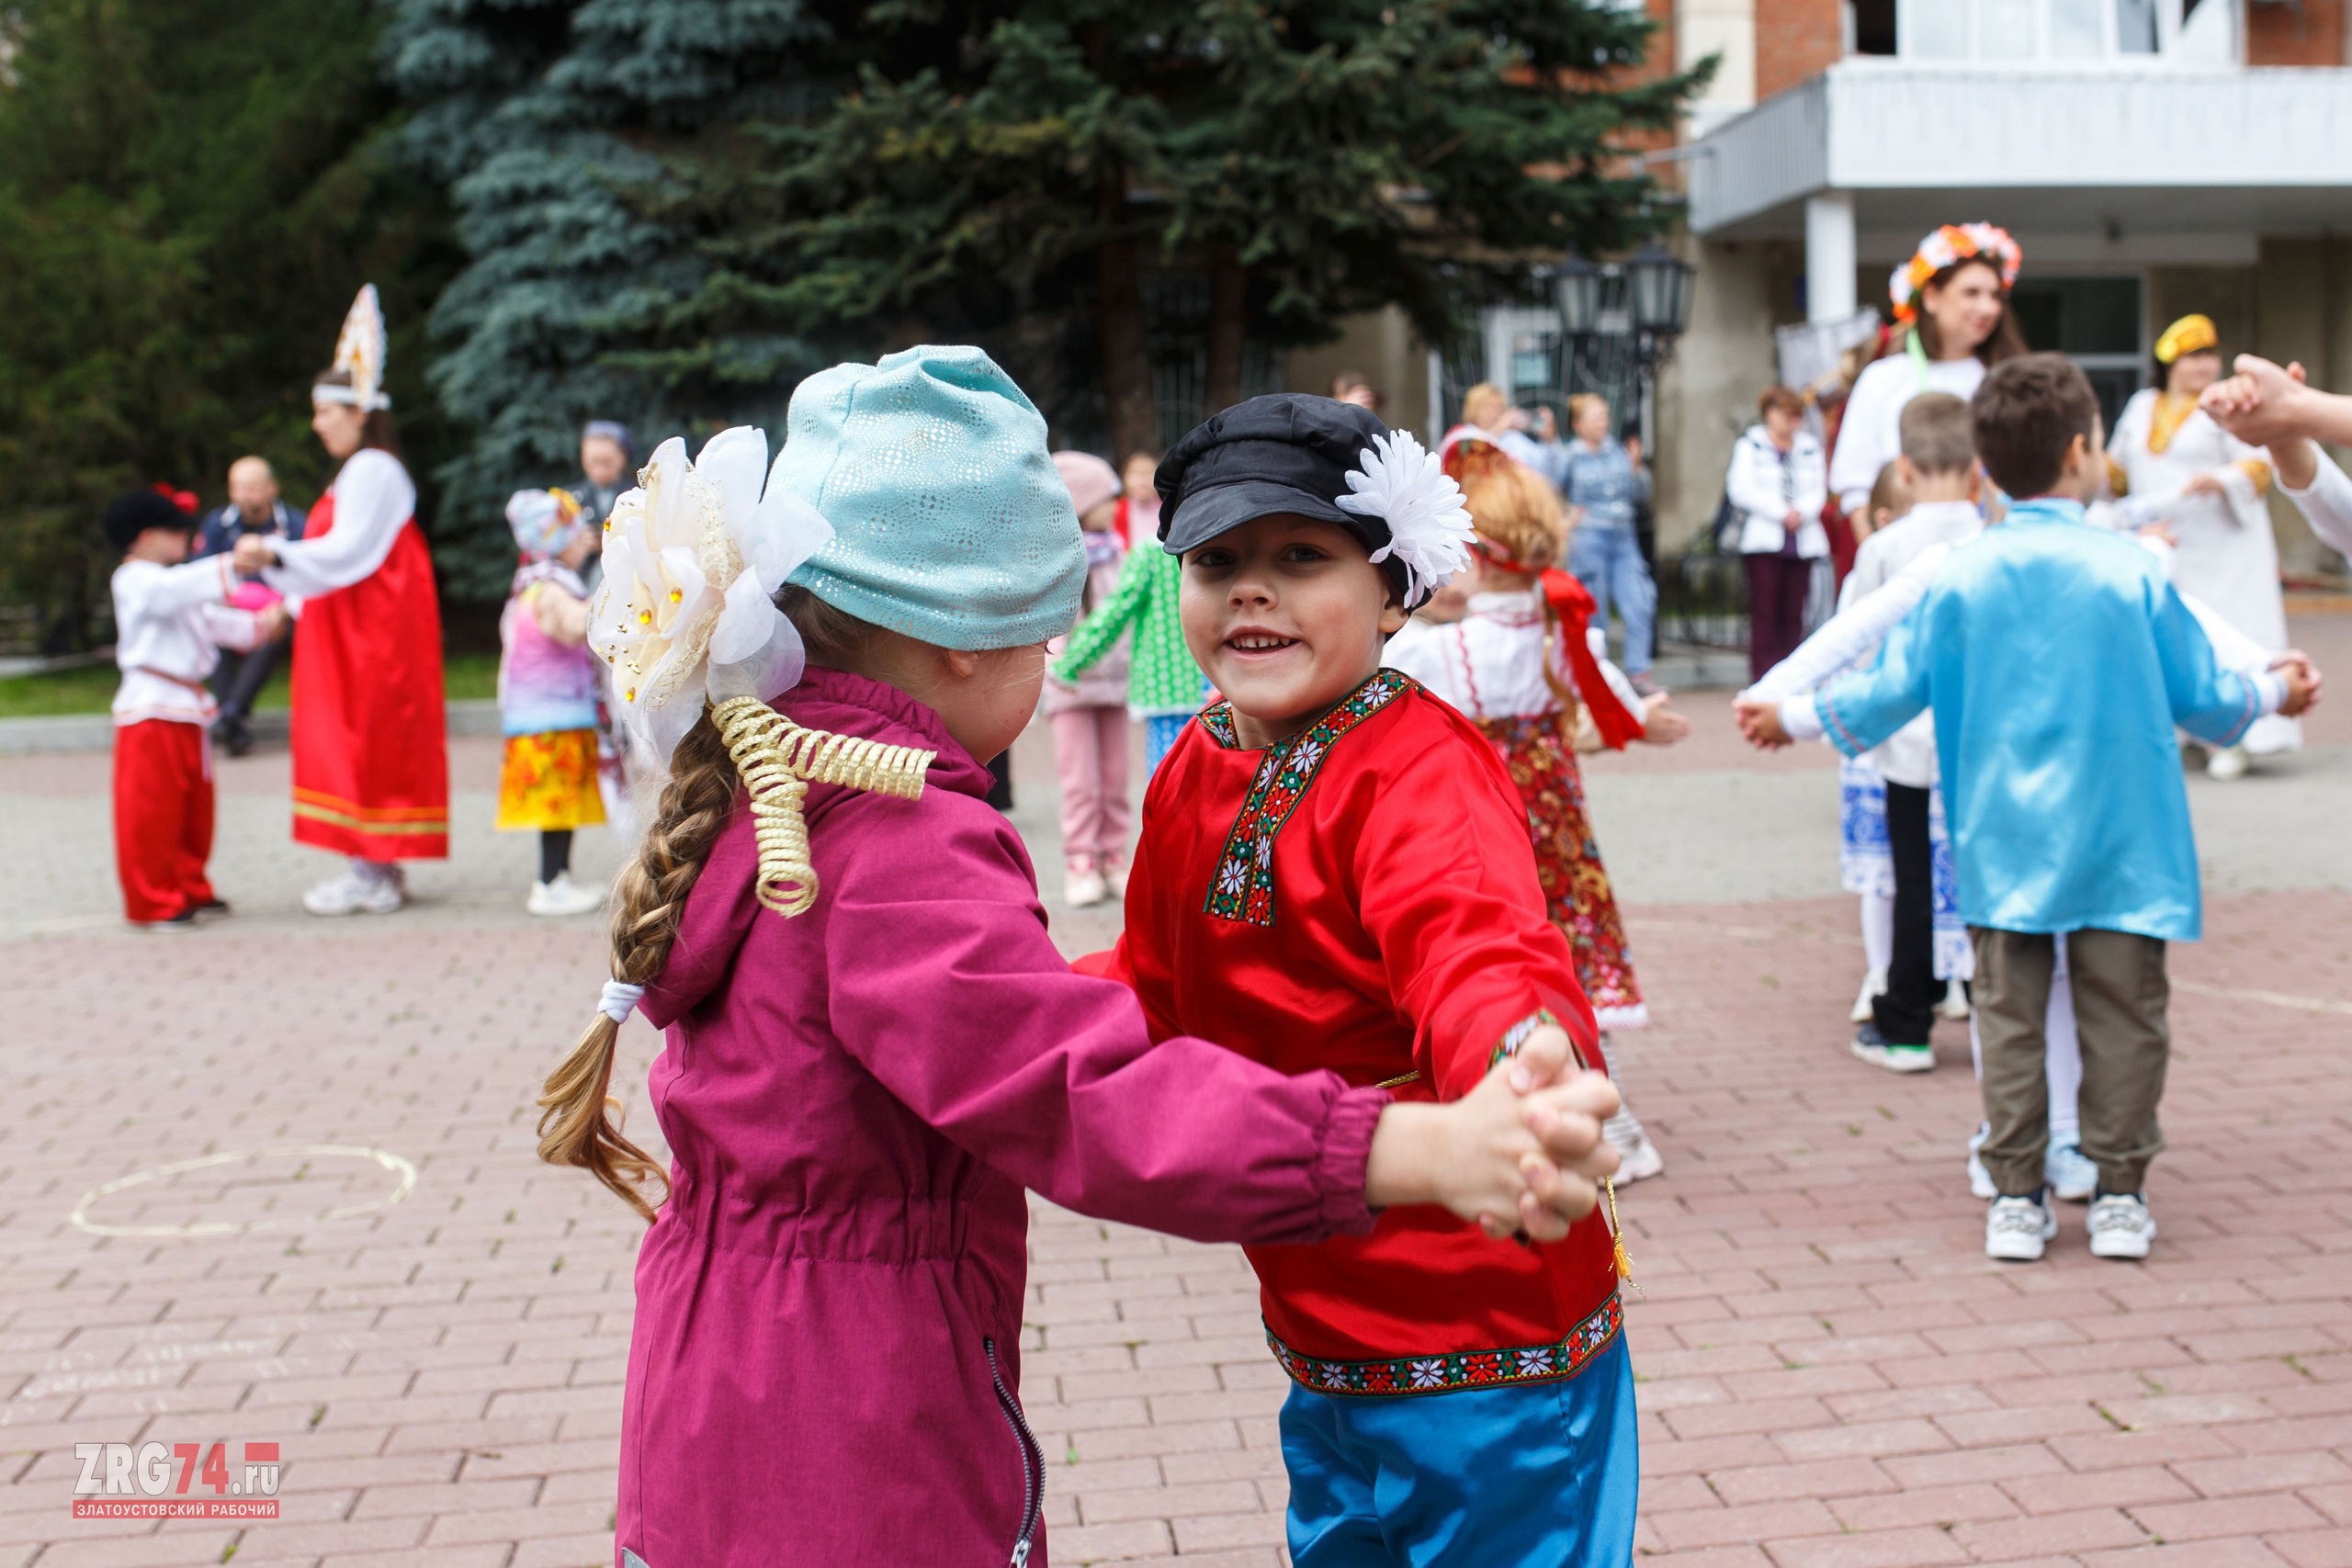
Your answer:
[107,491,279,929]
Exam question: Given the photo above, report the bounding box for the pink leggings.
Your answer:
[1050,705,1132,871]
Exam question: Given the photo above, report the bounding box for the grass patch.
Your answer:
[0,651,501,717]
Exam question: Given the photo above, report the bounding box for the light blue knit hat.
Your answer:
[775,345,1085,649]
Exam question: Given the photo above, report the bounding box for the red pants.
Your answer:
[113,719,216,922]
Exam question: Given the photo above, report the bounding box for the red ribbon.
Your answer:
[1540,569,1644,750]
[150,482,199,515]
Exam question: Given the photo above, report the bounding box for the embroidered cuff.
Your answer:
[1316,1085,1390,1236]
[1486,1008,1564,1071]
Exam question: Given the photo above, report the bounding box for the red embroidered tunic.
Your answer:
[1098,671,1624,1395]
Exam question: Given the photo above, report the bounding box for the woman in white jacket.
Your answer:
[1725,386,1828,679]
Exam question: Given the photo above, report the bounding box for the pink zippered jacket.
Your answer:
[618,666,1388,1568]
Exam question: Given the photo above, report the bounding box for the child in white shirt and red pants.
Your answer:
[107,491,278,929]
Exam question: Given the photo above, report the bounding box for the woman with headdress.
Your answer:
[1827,224,2027,540]
[235,286,448,913]
[2106,314,2293,776]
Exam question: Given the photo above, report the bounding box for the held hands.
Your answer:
[232,534,276,577]
[2271,651,2324,717]
[1363,1026,1621,1243]
[255,604,290,643]
[2199,355,2315,447]
[1732,694,1792,750]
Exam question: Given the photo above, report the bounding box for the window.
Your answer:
[2009,276,2143,434]
[1877,0,2234,62]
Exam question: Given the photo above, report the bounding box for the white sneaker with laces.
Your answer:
[1966,1123,1996,1200]
[1601,1111,1665,1183]
[2087,1193,2155,1259]
[1985,1194,2056,1261]
[527,873,605,918]
[2205,744,2250,781]
[303,865,404,917]
[1938,978,1972,1021]
[1063,869,1109,908]
[2045,1141,2098,1203]
[1849,967,1887,1024]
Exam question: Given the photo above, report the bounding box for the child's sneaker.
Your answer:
[1966,1122,1996,1199]
[527,873,605,918]
[2086,1192,2155,1259]
[2045,1141,2098,1203]
[1985,1192,2056,1261]
[303,864,404,917]
[1850,1023,1934,1074]
[1938,977,1971,1020]
[1849,967,1887,1023]
[1601,1110,1665,1183]
[1063,867,1109,908]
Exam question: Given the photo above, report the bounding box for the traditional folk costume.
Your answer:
[497,489,605,916]
[1798,498,2290,1259]
[258,288,448,911]
[2105,313,2296,762]
[588,353,1405,1568]
[107,493,267,926]
[1820,222,2020,1021]
[1097,398,1636,1567]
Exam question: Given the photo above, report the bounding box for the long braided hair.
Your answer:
[537,587,882,1220]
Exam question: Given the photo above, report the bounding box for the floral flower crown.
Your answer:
[1888,223,2022,324]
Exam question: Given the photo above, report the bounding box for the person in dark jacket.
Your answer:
[192,457,302,755]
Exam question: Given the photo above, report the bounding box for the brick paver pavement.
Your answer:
[5,613,2347,1566]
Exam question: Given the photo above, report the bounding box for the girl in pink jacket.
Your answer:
[538,346,1623,1568]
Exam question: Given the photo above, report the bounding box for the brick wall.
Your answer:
[1754,0,1842,100]
[2247,0,2346,66]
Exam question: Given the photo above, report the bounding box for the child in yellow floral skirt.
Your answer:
[498,489,605,916]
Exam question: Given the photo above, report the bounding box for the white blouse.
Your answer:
[1827,352,1985,516]
[111,556,262,726]
[261,448,416,601]
[1388,591,1644,725]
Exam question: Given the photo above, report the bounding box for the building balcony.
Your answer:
[1687,61,2352,243]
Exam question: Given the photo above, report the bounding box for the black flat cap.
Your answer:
[1158,395,1394,558]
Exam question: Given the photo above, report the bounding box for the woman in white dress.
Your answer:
[2107,313,2293,775]
[1827,223,2027,537]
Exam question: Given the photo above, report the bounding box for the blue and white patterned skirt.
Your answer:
[1839,754,1973,982]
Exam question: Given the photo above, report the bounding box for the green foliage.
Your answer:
[0,0,456,649]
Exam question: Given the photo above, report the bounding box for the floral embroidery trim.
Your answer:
[1267,1292,1622,1398]
[1201,670,1416,927]
[1487,1008,1565,1071]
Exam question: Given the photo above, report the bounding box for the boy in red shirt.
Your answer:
[1095,395,1636,1565]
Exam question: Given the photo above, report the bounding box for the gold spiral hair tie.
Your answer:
[710,695,936,917]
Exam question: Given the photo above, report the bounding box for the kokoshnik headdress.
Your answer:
[1888,224,2023,325]
[589,428,935,924]
[313,285,391,412]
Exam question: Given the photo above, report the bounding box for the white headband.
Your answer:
[312,383,390,412]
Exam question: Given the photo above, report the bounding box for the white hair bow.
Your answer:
[590,428,836,765]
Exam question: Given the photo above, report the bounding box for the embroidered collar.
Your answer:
[1197,669,1416,926]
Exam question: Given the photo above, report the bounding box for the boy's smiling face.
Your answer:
[1180,513,1407,749]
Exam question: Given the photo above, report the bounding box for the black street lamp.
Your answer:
[1555,254,1602,336]
[1626,242,1697,337]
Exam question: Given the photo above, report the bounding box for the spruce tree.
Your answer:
[382,0,828,599]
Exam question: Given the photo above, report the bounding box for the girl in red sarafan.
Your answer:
[1387,434,1693,1185]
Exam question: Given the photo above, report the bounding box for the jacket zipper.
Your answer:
[984,1336,1043,1568]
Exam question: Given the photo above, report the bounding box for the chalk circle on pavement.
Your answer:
[69,1144,419,1238]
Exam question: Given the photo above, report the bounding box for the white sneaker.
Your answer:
[1967,1123,1996,1200]
[526,873,605,918]
[1938,978,1972,1021]
[2087,1193,2155,1259]
[1850,967,1888,1023]
[1102,863,1128,899]
[1602,1111,1665,1183]
[1985,1194,2056,1262]
[1063,869,1109,908]
[302,865,404,917]
[2045,1141,2098,1203]
[2206,745,2250,780]
[1850,1026,1935,1073]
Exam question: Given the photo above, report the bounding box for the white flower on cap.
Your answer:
[1334,430,1476,605]
[591,427,836,765]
